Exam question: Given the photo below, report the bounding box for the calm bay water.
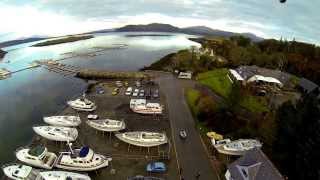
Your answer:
[0,32,200,165]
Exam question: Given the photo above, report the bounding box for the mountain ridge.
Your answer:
[116,23,264,42]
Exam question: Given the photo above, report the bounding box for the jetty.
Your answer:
[36,60,147,79]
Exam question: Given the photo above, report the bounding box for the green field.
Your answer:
[197,68,232,98]
[186,88,201,115]
[197,68,268,113]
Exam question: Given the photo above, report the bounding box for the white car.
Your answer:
[132,89,139,97]
[125,87,133,96]
[135,81,141,87]
[88,114,99,120]
[139,89,145,97]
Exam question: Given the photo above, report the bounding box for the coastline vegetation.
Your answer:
[32,35,94,47]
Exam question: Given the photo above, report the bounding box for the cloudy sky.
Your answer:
[0,0,319,44]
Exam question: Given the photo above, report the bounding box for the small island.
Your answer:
[32,35,94,47]
[0,49,7,59]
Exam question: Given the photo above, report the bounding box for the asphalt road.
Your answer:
[155,73,217,180]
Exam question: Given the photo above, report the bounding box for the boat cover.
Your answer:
[79,146,90,157]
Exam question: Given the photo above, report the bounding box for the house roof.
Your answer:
[228,148,284,180]
[247,75,283,87]
[299,78,319,93]
[229,69,244,81]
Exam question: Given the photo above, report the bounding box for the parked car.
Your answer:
[124,81,129,87]
[135,81,141,87]
[88,114,99,120]
[145,88,151,99]
[139,89,145,97]
[132,89,139,97]
[146,162,166,173]
[125,87,133,96]
[115,81,123,87]
[112,88,120,95]
[153,89,159,98]
[96,86,105,94]
[179,130,187,139]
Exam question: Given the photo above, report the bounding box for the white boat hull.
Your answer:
[40,171,91,180]
[43,116,81,127]
[54,153,110,171]
[86,119,126,132]
[2,164,40,180]
[132,108,162,115]
[214,139,262,156]
[33,126,78,142]
[67,101,97,112]
[115,132,168,147]
[16,148,57,170]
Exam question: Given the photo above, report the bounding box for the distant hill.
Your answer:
[0,37,48,48]
[115,23,264,42]
[0,49,7,59]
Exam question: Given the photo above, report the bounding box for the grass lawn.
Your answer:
[186,88,201,115]
[197,68,232,98]
[240,95,269,113]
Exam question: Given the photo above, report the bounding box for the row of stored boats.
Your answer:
[67,95,164,115]
[3,94,168,179]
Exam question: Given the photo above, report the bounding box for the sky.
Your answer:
[0,0,319,44]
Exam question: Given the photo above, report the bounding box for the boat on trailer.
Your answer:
[2,163,91,180]
[115,131,168,147]
[15,145,57,169]
[131,103,163,115]
[54,145,111,171]
[213,139,262,156]
[86,119,126,132]
[67,96,96,112]
[43,116,81,127]
[33,126,78,142]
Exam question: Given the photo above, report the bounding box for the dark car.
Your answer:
[153,89,159,98]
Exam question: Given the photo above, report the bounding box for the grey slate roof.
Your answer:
[299,78,319,93]
[235,65,291,85]
[228,148,284,180]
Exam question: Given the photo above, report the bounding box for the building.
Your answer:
[225,148,284,180]
[298,78,319,94]
[228,66,289,88]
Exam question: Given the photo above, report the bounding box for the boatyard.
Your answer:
[3,78,178,180]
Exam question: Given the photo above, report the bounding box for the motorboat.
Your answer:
[2,163,91,180]
[115,131,168,147]
[131,103,163,115]
[67,97,96,112]
[213,139,262,156]
[39,171,91,180]
[43,116,81,127]
[86,119,126,132]
[130,99,146,109]
[54,145,111,171]
[2,163,40,180]
[33,126,78,142]
[15,145,57,169]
